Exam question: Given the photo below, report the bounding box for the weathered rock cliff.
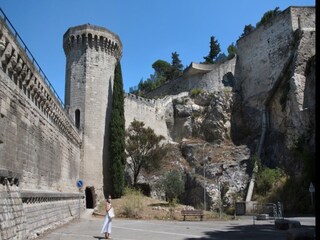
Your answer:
[131,7,315,212]
[138,92,251,210]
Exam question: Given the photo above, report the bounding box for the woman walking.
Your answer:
[101,195,113,239]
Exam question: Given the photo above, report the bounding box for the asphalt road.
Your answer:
[37,212,315,240]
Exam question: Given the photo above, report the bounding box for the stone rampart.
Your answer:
[0,5,315,239]
[144,57,236,98]
[185,57,236,91]
[124,93,168,139]
[235,6,315,107]
[124,92,189,140]
[0,11,84,240]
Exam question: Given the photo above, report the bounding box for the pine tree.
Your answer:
[203,36,220,64]
[227,42,237,59]
[168,51,183,80]
[109,61,126,198]
[240,24,255,38]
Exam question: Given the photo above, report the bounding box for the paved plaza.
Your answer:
[37,210,315,240]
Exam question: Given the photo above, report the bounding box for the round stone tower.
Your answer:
[63,24,122,203]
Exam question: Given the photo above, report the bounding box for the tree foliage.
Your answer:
[109,61,126,198]
[227,42,237,59]
[162,170,185,203]
[240,24,255,38]
[152,59,171,80]
[168,51,183,80]
[255,165,283,196]
[256,7,281,28]
[125,119,165,186]
[130,52,184,95]
[203,35,221,64]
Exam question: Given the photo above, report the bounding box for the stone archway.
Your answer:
[85,186,96,208]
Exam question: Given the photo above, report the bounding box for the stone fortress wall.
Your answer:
[124,91,189,140]
[234,6,315,149]
[0,6,315,240]
[143,56,236,98]
[235,6,315,106]
[0,12,84,239]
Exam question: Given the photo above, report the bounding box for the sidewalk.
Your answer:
[37,210,315,240]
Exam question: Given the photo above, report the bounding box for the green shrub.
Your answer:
[255,167,283,196]
[163,170,185,204]
[190,88,204,97]
[122,187,143,218]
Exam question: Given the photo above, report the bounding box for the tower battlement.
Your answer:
[63,24,122,59]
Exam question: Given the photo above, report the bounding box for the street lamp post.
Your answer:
[215,172,222,219]
[203,157,206,211]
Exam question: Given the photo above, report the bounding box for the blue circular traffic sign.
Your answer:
[77,179,83,189]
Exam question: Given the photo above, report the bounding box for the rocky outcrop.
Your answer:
[167,91,233,144]
[138,92,251,210]
[133,7,315,212]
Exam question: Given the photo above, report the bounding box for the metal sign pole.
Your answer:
[78,188,81,219]
[77,179,83,219]
[309,182,315,207]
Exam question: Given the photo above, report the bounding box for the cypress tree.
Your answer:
[109,61,126,197]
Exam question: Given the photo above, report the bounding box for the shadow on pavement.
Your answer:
[93,236,105,239]
[184,224,315,240]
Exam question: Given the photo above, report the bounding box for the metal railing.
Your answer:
[0,8,64,107]
[252,202,283,219]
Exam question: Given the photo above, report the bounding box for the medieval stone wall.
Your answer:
[144,57,236,98]
[186,57,236,91]
[0,5,315,239]
[0,14,84,240]
[124,92,190,140]
[235,6,315,107]
[233,6,315,164]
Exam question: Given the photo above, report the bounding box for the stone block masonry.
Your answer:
[0,5,315,240]
[63,24,122,199]
[0,183,26,240]
[0,11,84,239]
[235,7,315,107]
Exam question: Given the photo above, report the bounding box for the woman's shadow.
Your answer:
[93,236,105,239]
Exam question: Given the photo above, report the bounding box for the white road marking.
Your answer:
[113,226,202,238]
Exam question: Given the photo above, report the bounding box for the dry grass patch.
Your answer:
[94,188,230,221]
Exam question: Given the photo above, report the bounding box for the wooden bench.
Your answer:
[181,209,204,221]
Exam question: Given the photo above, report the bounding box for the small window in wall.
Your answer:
[75,109,80,129]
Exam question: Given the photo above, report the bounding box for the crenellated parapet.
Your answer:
[0,13,81,146]
[63,24,122,60]
[125,93,156,107]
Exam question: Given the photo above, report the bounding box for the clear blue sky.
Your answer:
[0,0,315,101]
